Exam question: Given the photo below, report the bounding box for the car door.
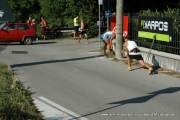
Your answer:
[0,23,18,41]
[17,23,31,40]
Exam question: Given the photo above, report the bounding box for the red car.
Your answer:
[0,21,36,45]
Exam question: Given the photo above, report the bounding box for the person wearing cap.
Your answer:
[121,36,153,75]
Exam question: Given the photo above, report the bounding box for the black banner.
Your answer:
[138,16,173,35]
[138,16,173,42]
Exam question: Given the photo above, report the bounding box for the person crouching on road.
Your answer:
[121,36,153,75]
[100,31,113,56]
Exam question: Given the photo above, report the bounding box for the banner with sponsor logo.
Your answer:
[138,16,173,42]
[0,0,15,21]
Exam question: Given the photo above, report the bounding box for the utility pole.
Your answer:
[115,0,123,59]
[107,0,109,31]
[98,0,102,49]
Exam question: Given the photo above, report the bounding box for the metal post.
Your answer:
[107,17,109,31]
[107,0,109,31]
[99,1,101,48]
[145,35,156,63]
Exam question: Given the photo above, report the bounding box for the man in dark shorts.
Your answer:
[121,36,153,75]
[73,15,80,43]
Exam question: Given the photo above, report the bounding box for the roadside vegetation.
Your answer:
[5,0,179,39]
[0,62,43,120]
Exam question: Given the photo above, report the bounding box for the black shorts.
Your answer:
[74,26,79,32]
[128,54,144,61]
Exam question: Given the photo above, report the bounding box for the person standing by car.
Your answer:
[40,17,46,40]
[31,19,36,31]
[27,17,32,24]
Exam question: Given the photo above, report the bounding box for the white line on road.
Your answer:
[34,98,73,120]
[39,96,89,120]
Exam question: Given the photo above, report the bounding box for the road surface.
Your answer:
[0,39,180,120]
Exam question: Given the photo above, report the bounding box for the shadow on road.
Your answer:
[70,87,180,120]
[0,41,57,45]
[10,55,102,68]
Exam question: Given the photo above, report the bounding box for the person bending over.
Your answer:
[121,36,153,75]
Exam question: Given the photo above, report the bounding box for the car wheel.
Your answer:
[23,37,32,45]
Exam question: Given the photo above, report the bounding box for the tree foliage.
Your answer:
[5,0,180,37]
[5,0,40,21]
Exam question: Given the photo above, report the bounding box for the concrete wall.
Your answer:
[139,47,180,73]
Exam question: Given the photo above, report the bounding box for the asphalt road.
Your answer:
[0,39,180,120]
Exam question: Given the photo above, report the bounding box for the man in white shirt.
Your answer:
[121,36,153,75]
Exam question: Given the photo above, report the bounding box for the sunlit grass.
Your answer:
[0,62,43,120]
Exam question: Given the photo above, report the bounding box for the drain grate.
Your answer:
[12,51,28,54]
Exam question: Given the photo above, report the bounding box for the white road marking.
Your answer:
[39,96,89,120]
[34,98,73,120]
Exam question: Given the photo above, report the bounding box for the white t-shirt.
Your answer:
[100,31,112,41]
[127,41,141,55]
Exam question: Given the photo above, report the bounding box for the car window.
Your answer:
[0,22,5,29]
[18,24,30,30]
[3,24,16,30]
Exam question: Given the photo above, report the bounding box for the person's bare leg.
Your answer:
[109,33,116,50]
[84,34,89,44]
[42,35,45,40]
[138,60,153,74]
[74,31,80,43]
[78,33,81,43]
[108,43,111,54]
[104,40,110,54]
[73,31,76,39]
[104,44,107,55]
[127,56,132,71]
[103,41,107,55]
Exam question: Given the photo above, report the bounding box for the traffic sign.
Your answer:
[105,10,110,18]
[98,0,103,5]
